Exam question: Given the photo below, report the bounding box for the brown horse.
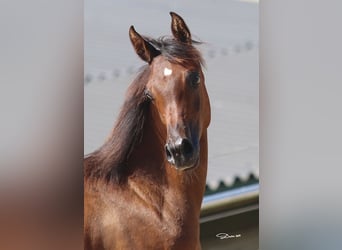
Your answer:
[84,12,211,250]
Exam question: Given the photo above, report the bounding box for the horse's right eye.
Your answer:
[144,89,154,100]
[187,71,200,89]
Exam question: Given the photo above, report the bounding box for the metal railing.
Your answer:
[200,183,259,223]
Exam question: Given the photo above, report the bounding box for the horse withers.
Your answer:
[84,12,211,250]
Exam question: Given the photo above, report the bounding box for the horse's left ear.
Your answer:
[129,26,160,64]
[170,12,192,44]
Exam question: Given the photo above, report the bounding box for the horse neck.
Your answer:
[127,104,208,221]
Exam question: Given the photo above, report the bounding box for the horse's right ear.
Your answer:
[129,26,160,64]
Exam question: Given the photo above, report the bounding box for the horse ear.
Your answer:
[170,12,192,44]
[129,26,160,64]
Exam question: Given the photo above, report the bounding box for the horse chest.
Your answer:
[98,192,200,250]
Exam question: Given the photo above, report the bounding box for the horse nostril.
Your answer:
[180,139,193,157]
[165,144,173,162]
[166,139,194,166]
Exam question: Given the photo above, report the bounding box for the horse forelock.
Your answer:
[145,36,205,69]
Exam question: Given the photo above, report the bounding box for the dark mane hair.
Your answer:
[84,37,204,183]
[146,36,204,68]
[84,67,150,183]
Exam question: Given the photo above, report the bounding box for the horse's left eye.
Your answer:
[187,72,200,88]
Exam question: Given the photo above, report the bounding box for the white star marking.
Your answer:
[164,67,172,76]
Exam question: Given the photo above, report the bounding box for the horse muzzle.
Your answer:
[165,137,199,170]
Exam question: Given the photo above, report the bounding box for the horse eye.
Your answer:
[187,72,200,88]
[144,89,153,100]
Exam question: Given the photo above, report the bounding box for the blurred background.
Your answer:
[84,0,259,249]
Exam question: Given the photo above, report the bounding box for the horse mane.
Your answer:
[84,37,204,183]
[84,66,150,183]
